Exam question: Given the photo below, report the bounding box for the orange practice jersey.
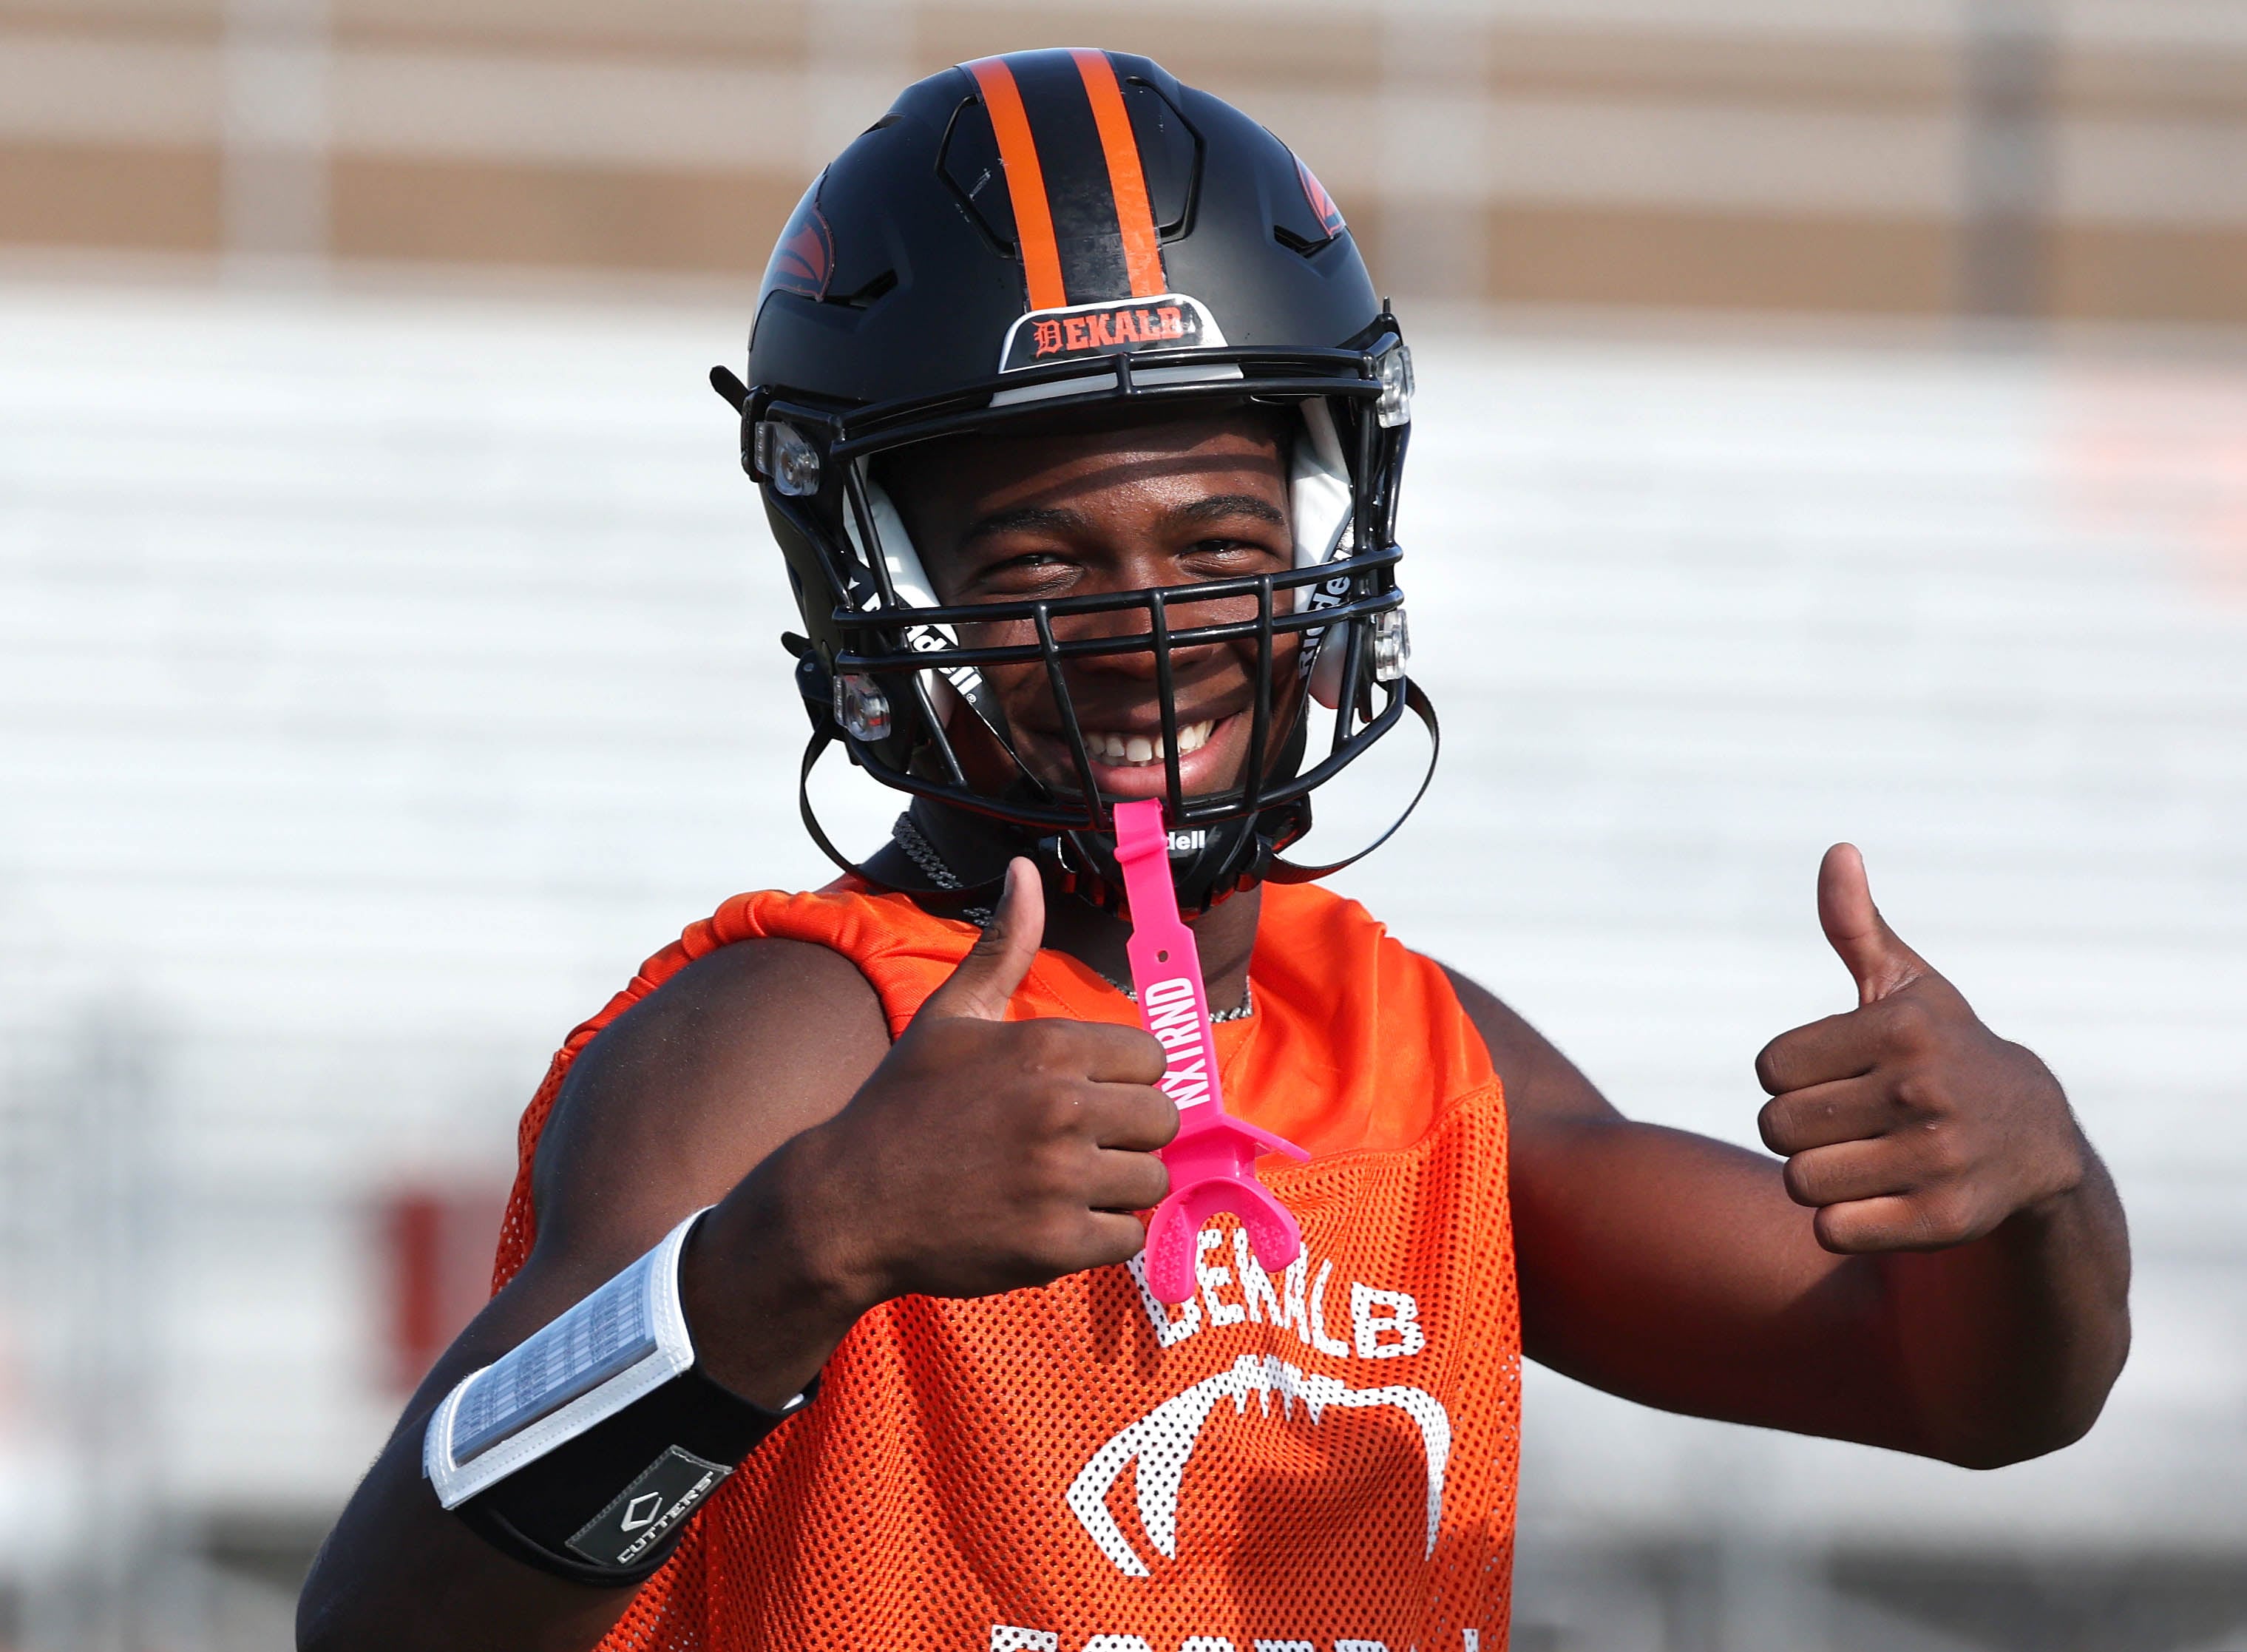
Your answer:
[494,880,1522,1652]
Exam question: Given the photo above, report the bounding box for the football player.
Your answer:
[299,50,2129,1652]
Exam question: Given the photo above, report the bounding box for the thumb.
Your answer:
[916,858,1044,1023]
[1818,842,1928,1006]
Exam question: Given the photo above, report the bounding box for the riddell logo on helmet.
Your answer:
[997,294,1221,373]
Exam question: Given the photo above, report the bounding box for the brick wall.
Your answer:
[1,0,2244,321]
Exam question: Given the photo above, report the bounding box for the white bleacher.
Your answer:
[1,278,2243,1631]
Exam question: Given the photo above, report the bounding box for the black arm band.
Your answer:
[424,1209,819,1587]
[453,1365,817,1586]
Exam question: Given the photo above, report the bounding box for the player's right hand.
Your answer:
[780,856,1176,1307]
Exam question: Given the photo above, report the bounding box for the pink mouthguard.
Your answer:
[1113,797,1308,1306]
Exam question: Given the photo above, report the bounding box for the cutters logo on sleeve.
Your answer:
[997,293,1225,373]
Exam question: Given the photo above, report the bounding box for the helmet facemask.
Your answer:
[745,340,1428,915]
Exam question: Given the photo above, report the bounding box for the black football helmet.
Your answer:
[714,47,1436,914]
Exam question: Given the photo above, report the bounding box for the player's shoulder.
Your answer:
[1258,881,1468,1005]
[1261,887,1619,1125]
[1437,964,1621,1128]
[527,929,890,1260]
[566,881,909,1086]
[549,879,953,1084]
[1249,884,1505,1111]
[609,929,884,1049]
[1256,879,1412,964]
[560,927,888,1137]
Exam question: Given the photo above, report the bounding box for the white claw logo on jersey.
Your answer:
[1065,1352,1451,1577]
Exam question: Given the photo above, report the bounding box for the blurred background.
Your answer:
[3,0,2246,1647]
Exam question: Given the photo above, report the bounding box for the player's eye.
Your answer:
[1183,536,1283,567]
[969,549,1077,594]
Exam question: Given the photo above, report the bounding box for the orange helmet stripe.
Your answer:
[1069,49,1166,299]
[966,55,1068,312]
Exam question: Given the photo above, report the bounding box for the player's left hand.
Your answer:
[1754,843,2088,1254]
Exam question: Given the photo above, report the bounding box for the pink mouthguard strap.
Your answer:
[1112,798,1308,1305]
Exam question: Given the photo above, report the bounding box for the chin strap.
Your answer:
[1258,677,1441,884]
[796,677,1440,907]
[795,725,1013,914]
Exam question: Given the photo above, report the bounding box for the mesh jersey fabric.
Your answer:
[493,879,1522,1652]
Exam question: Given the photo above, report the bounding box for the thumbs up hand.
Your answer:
[1755,845,2087,1255]
[783,859,1178,1307]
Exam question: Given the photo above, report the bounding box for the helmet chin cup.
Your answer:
[1039,799,1306,919]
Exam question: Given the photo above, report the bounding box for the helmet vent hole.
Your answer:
[940,97,1019,257]
[1119,78,1200,236]
[826,268,898,311]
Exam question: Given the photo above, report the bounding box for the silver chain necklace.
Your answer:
[890,813,1255,1021]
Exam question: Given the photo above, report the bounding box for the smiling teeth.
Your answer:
[1087,720,1213,766]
